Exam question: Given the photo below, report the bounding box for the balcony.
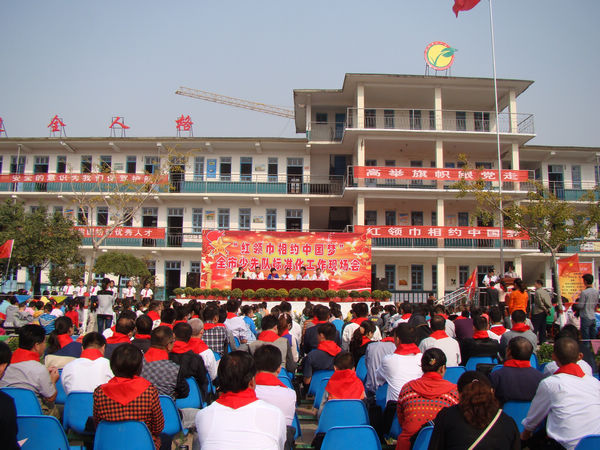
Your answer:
[372,238,519,250]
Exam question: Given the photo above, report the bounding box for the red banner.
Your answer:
[353,166,529,182]
[201,230,371,291]
[75,226,165,239]
[354,225,529,240]
[0,173,169,184]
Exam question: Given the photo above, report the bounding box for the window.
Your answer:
[456,111,467,131]
[220,157,231,181]
[122,208,133,227]
[191,261,201,273]
[458,212,469,227]
[410,160,423,185]
[100,155,112,173]
[145,156,160,174]
[126,156,137,174]
[192,208,203,233]
[77,207,89,225]
[240,157,252,181]
[474,112,490,132]
[81,155,92,173]
[0,156,3,173]
[146,260,156,277]
[431,211,437,226]
[385,211,396,226]
[429,110,436,130]
[268,158,278,182]
[385,160,395,185]
[30,206,41,213]
[55,156,66,173]
[315,112,328,123]
[218,208,230,230]
[239,208,251,230]
[409,110,422,130]
[432,265,437,291]
[10,155,25,174]
[365,109,376,128]
[97,207,108,226]
[411,265,424,290]
[365,210,377,226]
[34,156,49,172]
[266,209,277,231]
[572,165,582,189]
[285,209,302,231]
[411,211,424,226]
[384,110,394,129]
[595,166,600,186]
[459,266,470,286]
[194,156,204,181]
[365,159,377,186]
[384,265,396,289]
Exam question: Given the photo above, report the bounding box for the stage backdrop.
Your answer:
[558,254,594,301]
[201,230,371,291]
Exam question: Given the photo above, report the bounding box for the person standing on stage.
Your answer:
[248,266,265,280]
[62,278,75,301]
[296,266,310,280]
[267,268,280,280]
[312,268,328,281]
[140,282,153,301]
[282,268,294,280]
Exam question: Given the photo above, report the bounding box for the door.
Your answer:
[548,165,564,199]
[142,208,158,247]
[34,156,49,192]
[334,113,345,141]
[169,157,185,193]
[167,208,183,247]
[287,158,303,194]
[165,261,181,298]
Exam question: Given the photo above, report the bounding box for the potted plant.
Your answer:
[231,288,243,299]
[299,287,312,301]
[242,288,256,300]
[255,288,268,300]
[184,287,195,298]
[289,288,302,300]
[349,290,361,300]
[371,289,384,301]
[266,288,279,300]
[209,288,220,299]
[173,287,184,298]
[277,288,289,300]
[359,290,370,300]
[325,289,337,300]
[221,288,232,300]
[336,289,349,301]
[382,290,392,301]
[311,288,326,300]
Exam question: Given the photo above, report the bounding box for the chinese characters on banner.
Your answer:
[74,226,166,239]
[0,173,169,184]
[557,254,594,302]
[353,166,530,182]
[354,225,529,240]
[201,230,372,290]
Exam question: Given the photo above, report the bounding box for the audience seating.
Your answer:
[312,376,331,409]
[321,425,382,450]
[159,395,187,436]
[212,350,221,361]
[491,364,503,373]
[308,370,334,396]
[63,391,94,434]
[465,356,497,372]
[175,377,205,409]
[411,425,434,450]
[0,387,43,415]
[502,401,531,433]
[375,383,388,411]
[315,400,369,435]
[356,356,367,383]
[17,415,82,450]
[538,361,548,373]
[55,370,67,405]
[529,353,539,369]
[443,366,466,384]
[575,434,600,449]
[386,411,402,439]
[94,420,155,450]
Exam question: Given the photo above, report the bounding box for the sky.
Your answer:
[1,0,598,146]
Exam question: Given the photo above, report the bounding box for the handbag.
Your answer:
[467,408,503,450]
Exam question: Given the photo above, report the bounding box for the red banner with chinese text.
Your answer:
[354,225,528,240]
[353,166,529,182]
[201,230,371,291]
[0,173,168,184]
[558,255,594,302]
[74,226,165,239]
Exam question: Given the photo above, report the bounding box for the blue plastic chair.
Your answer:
[292,413,302,440]
[491,364,504,373]
[94,420,154,450]
[55,370,67,405]
[175,377,204,409]
[159,395,187,436]
[233,336,241,347]
[321,425,382,450]
[465,356,497,372]
[279,373,294,389]
[412,425,434,450]
[17,415,82,450]
[375,383,388,411]
[212,350,221,361]
[356,356,367,383]
[538,361,548,373]
[386,412,402,439]
[313,376,331,409]
[308,370,334,396]
[315,400,369,435]
[0,387,43,415]
[443,366,466,384]
[530,353,539,370]
[503,401,531,433]
[63,391,94,434]
[575,434,600,449]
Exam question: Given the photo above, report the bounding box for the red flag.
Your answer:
[453,0,481,16]
[558,254,580,276]
[464,269,478,298]
[0,240,13,259]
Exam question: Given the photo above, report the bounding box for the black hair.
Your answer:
[401,302,412,314]
[253,344,282,373]
[511,309,526,324]
[203,306,219,322]
[353,302,368,318]
[554,337,580,366]
[279,301,292,313]
[473,315,488,331]
[150,326,174,348]
[457,370,491,393]
[218,351,256,393]
[333,351,354,370]
[46,316,74,354]
[557,324,579,341]
[115,317,135,335]
[218,306,227,323]
[82,332,106,349]
[241,305,252,316]
[160,308,176,324]
[430,315,446,331]
[315,305,330,321]
[489,307,502,324]
[226,299,240,313]
[136,315,153,335]
[317,322,337,341]
[173,322,193,342]
[421,348,447,373]
[583,273,594,285]
[394,323,416,344]
[18,324,46,350]
[508,336,533,361]
[0,341,12,366]
[110,344,143,378]
[260,314,278,331]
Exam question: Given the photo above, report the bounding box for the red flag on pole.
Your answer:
[464,269,478,298]
[453,0,481,16]
[0,240,14,259]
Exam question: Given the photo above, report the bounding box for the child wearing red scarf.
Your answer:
[320,352,365,412]
[349,320,376,364]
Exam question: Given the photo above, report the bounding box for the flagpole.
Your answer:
[3,254,12,293]
[488,0,505,277]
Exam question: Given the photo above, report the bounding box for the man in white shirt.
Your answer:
[522,337,600,450]
[61,332,114,394]
[295,266,309,280]
[342,303,382,350]
[224,299,254,344]
[74,280,87,299]
[248,266,265,280]
[482,269,498,287]
[195,351,287,450]
[311,268,329,281]
[281,268,295,281]
[62,278,75,298]
[418,315,461,367]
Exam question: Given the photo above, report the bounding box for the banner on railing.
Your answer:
[201,230,371,290]
[74,226,166,239]
[354,225,529,240]
[0,173,169,184]
[558,254,594,301]
[352,166,529,182]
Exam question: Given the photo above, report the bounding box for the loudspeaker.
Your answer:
[186,272,200,288]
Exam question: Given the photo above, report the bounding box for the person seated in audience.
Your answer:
[279,301,301,341]
[158,308,176,329]
[37,303,57,334]
[522,337,600,449]
[104,317,135,359]
[61,331,114,394]
[419,315,461,367]
[349,319,376,364]
[489,306,508,337]
[500,310,538,357]
[195,351,287,450]
[224,299,253,344]
[303,305,337,354]
[490,336,544,404]
[0,341,19,450]
[202,306,230,356]
[188,318,218,381]
[278,313,299,362]
[342,302,382,350]
[241,304,259,338]
[169,322,209,398]
[0,324,59,415]
[453,308,474,341]
[432,305,455,338]
[103,309,137,340]
[44,316,82,369]
[141,326,189,399]
[320,351,365,410]
[407,310,432,345]
[132,314,153,353]
[303,323,341,388]
[364,330,396,396]
[93,343,166,450]
[390,302,412,329]
[429,371,520,449]
[396,348,459,450]
[542,325,595,377]
[147,300,162,324]
[459,315,502,366]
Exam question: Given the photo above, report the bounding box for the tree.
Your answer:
[0,200,82,294]
[94,251,150,293]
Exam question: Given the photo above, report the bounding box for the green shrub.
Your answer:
[277,288,289,298]
[289,288,302,299]
[193,287,204,297]
[266,288,279,298]
[184,287,195,297]
[312,288,326,299]
[221,289,232,298]
[325,289,337,299]
[209,288,221,297]
[231,288,243,299]
[349,290,361,298]
[299,287,312,298]
[359,291,370,299]
[255,288,268,299]
[537,343,553,363]
[243,289,256,299]
[337,289,349,298]
[382,290,392,299]
[371,290,384,300]
[173,287,184,296]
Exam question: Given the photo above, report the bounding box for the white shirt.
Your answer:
[342,322,382,351]
[486,330,501,342]
[311,273,329,281]
[62,284,75,296]
[124,287,136,297]
[141,288,153,298]
[89,285,99,296]
[61,355,114,395]
[281,274,295,280]
[296,273,310,280]
[195,398,286,450]
[419,336,462,367]
[255,382,297,426]
[102,327,114,339]
[290,321,302,346]
[376,352,423,403]
[74,286,87,297]
[248,272,265,280]
[199,348,219,381]
[522,373,600,450]
[445,319,456,338]
[543,360,593,378]
[482,275,498,287]
[224,315,254,342]
[50,308,64,318]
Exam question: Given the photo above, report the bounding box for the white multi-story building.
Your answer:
[0,73,598,300]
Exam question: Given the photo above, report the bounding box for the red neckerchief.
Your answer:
[11,348,40,364]
[437,314,448,320]
[401,314,412,320]
[144,347,169,362]
[504,359,531,368]
[226,312,237,319]
[101,376,151,406]
[57,334,73,348]
[216,387,258,409]
[555,363,585,378]
[158,322,173,329]
[80,348,103,360]
[110,325,116,332]
[280,329,290,337]
[430,330,449,340]
[255,372,287,388]
[408,372,456,397]
[312,319,328,325]
[381,337,395,342]
[512,323,531,332]
[204,323,225,330]
[135,334,151,340]
[147,311,160,321]
[317,340,341,356]
[106,332,131,344]
[173,320,187,325]
[351,317,367,326]
[258,330,280,342]
[189,337,209,354]
[360,336,372,347]
[171,341,192,354]
[325,369,364,399]
[191,315,199,319]
[490,325,507,335]
[394,343,420,355]
[456,316,467,320]
[473,330,489,340]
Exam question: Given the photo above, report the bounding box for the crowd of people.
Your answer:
[0,273,599,449]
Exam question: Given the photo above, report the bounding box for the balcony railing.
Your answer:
[373,237,519,249]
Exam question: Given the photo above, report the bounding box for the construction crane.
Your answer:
[175,86,295,119]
